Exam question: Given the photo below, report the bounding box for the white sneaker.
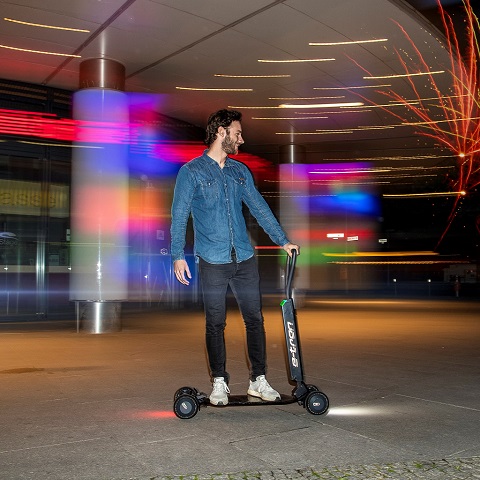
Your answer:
[209,377,230,405]
[247,375,281,401]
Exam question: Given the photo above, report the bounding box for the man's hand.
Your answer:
[282,243,300,257]
[173,259,192,285]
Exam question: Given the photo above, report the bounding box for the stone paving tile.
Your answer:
[129,457,480,480]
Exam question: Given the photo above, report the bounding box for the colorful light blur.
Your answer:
[0,97,276,300]
[1,96,311,298]
[70,89,130,301]
[279,163,379,291]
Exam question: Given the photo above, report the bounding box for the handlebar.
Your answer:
[285,249,297,299]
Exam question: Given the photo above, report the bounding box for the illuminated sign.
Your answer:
[0,179,69,217]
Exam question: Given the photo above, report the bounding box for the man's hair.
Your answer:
[204,109,242,146]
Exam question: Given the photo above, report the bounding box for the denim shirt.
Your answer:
[170,150,289,264]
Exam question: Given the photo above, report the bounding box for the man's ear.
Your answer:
[218,126,225,137]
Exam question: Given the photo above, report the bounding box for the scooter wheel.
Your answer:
[174,386,197,400]
[174,394,199,419]
[305,391,329,415]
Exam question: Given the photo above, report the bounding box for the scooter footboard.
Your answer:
[281,298,303,382]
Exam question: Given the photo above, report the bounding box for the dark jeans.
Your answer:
[198,255,266,382]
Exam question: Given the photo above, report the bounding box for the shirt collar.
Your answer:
[203,149,232,167]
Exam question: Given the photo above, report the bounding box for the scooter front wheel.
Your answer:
[174,394,199,419]
[305,391,329,415]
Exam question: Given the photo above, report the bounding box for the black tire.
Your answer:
[174,386,197,400]
[305,391,329,415]
[306,384,319,393]
[174,394,199,419]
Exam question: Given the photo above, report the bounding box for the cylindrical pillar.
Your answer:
[70,58,128,333]
[279,143,306,164]
[78,301,122,334]
[78,58,126,91]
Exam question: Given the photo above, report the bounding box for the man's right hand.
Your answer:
[173,259,192,285]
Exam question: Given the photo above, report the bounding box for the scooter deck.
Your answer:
[204,393,297,407]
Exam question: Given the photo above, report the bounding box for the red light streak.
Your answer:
[0,109,272,178]
[126,410,177,419]
[350,0,480,248]
[139,410,178,419]
[0,108,76,141]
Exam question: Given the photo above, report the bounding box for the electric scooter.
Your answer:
[173,249,329,419]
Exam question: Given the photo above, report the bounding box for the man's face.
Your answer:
[220,120,244,155]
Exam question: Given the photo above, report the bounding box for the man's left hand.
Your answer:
[283,243,300,257]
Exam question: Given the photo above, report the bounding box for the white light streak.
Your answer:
[383,191,466,198]
[280,102,363,108]
[364,70,445,79]
[176,86,252,91]
[343,102,420,109]
[314,84,391,90]
[276,131,353,135]
[295,110,372,114]
[323,154,454,161]
[252,116,328,120]
[4,17,90,32]
[309,168,392,174]
[229,105,284,109]
[215,74,291,78]
[309,38,388,46]
[258,58,335,63]
[0,44,81,57]
[315,125,396,132]
[269,96,344,100]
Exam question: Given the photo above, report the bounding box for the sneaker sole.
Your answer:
[247,389,281,402]
[209,398,228,405]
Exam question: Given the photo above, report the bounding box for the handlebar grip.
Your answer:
[285,249,297,299]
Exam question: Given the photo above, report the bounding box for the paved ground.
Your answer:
[0,298,479,479]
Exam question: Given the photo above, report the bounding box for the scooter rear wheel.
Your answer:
[305,391,329,415]
[174,394,199,419]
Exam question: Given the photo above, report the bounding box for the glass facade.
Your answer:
[0,80,72,319]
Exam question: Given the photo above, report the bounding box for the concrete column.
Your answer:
[70,58,128,333]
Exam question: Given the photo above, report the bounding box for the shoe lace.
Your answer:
[256,375,272,392]
[213,379,230,394]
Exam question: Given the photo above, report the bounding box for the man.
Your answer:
[170,109,299,406]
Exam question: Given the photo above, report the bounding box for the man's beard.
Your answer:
[221,135,238,155]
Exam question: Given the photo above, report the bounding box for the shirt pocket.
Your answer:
[199,178,219,205]
[232,175,247,198]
